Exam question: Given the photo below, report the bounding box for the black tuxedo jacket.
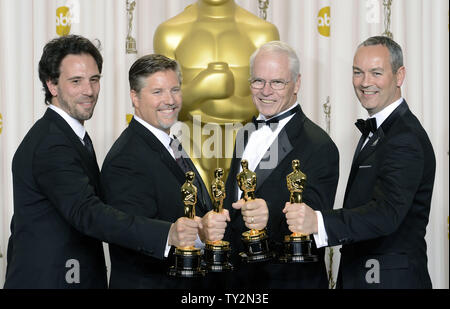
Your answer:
[100,117,212,289]
[223,107,339,288]
[323,101,435,288]
[4,109,177,289]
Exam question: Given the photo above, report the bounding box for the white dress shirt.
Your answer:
[237,103,299,199]
[314,97,404,248]
[49,104,87,143]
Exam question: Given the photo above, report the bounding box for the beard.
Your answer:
[57,90,97,123]
[157,114,179,131]
[157,106,180,130]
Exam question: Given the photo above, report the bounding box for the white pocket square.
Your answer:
[359,165,372,168]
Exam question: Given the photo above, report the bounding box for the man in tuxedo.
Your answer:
[293,36,436,288]
[100,54,229,288]
[4,35,202,289]
[223,41,340,288]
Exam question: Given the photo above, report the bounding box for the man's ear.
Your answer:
[294,74,301,94]
[46,80,58,97]
[395,66,406,88]
[130,90,139,108]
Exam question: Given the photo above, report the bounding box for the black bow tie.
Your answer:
[355,118,377,136]
[252,104,300,130]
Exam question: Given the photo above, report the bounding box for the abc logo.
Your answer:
[56,6,72,36]
[317,6,330,37]
[0,112,3,135]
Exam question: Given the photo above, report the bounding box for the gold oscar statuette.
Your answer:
[236,160,274,263]
[203,168,233,272]
[168,171,206,277]
[279,160,318,263]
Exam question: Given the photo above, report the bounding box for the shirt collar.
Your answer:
[257,102,299,121]
[133,115,172,149]
[256,102,299,133]
[49,104,86,140]
[369,97,404,129]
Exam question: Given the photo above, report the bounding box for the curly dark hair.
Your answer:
[38,35,103,104]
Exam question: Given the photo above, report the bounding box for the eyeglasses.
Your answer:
[249,78,291,90]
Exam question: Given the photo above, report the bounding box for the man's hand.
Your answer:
[198,209,230,242]
[282,202,318,235]
[232,198,268,230]
[168,217,202,247]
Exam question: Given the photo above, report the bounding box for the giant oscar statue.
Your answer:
[153,0,279,192]
[169,171,206,277]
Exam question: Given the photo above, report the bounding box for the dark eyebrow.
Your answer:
[67,74,102,81]
[67,76,83,81]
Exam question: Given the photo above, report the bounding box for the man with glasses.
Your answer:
[222,41,340,288]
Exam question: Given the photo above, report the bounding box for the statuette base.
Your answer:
[278,234,318,263]
[168,247,206,277]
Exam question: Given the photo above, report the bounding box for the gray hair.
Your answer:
[358,36,404,73]
[129,54,182,93]
[249,40,300,81]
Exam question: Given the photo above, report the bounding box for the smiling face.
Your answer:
[251,51,301,118]
[131,70,182,134]
[46,53,101,124]
[352,44,405,116]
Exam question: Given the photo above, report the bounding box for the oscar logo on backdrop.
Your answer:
[153,0,279,192]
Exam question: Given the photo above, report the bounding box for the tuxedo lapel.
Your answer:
[228,154,242,201]
[254,129,293,191]
[352,135,366,164]
[344,100,410,203]
[253,108,304,191]
[355,131,382,164]
[44,109,100,181]
[344,132,382,202]
[128,118,185,184]
[354,100,408,165]
[129,117,212,213]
